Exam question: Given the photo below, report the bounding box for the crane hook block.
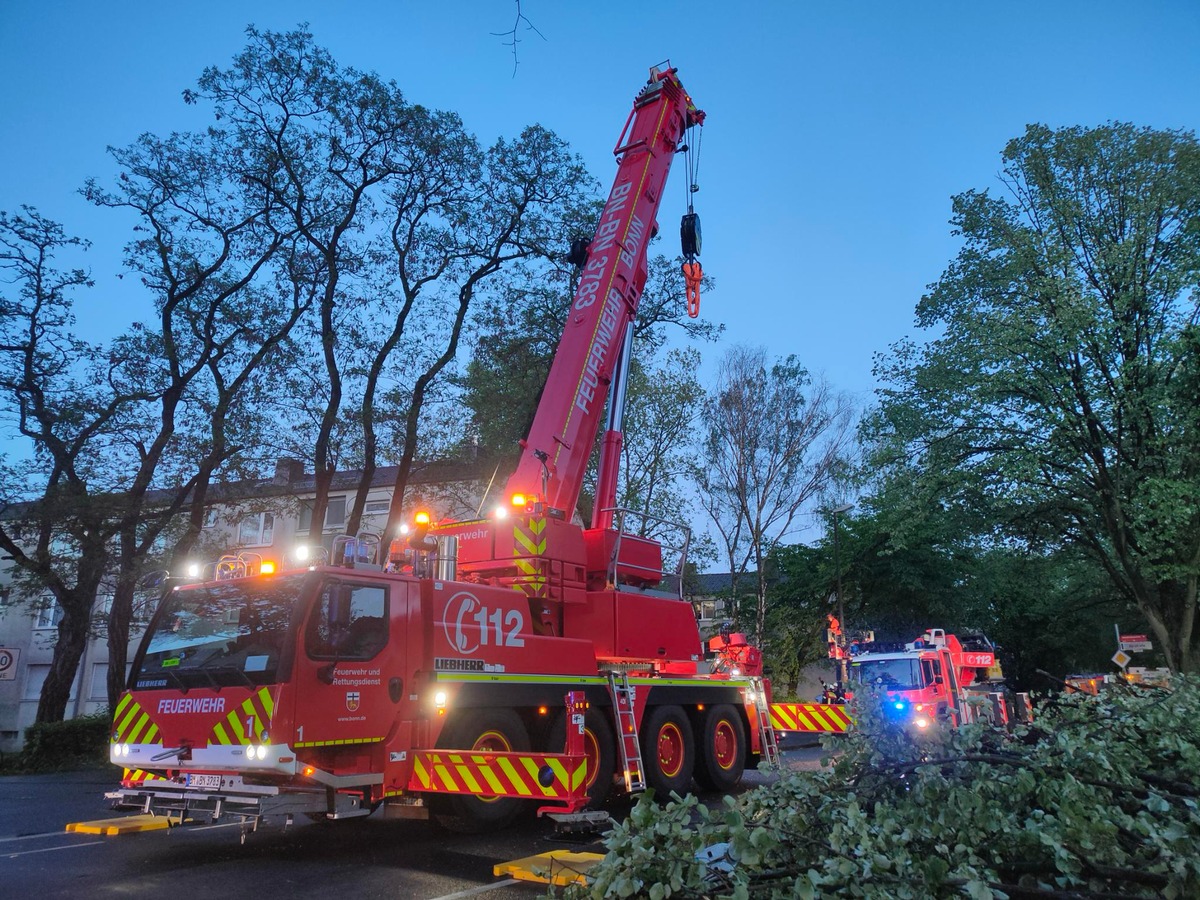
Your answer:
[680,212,702,259]
[566,237,590,269]
[682,261,703,318]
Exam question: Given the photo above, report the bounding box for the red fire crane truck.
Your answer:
[109,63,776,835]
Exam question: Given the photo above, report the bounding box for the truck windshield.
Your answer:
[132,576,304,690]
[850,658,923,691]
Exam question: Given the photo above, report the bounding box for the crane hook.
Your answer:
[682,260,703,318]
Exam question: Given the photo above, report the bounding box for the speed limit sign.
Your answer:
[0,648,19,681]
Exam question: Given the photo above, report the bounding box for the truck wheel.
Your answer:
[642,705,694,798]
[693,704,746,793]
[548,706,616,807]
[431,708,530,832]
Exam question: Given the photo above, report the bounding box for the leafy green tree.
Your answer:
[872,123,1200,672]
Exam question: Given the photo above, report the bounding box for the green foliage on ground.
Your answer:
[1,713,111,774]
[569,681,1200,898]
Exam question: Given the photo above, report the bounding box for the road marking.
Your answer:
[4,840,103,858]
[426,879,519,900]
[0,832,91,844]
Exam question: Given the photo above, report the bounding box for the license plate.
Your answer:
[186,774,222,789]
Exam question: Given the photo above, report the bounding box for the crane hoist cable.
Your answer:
[679,117,704,318]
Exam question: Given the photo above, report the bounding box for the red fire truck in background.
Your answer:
[844,627,1029,729]
[109,63,778,835]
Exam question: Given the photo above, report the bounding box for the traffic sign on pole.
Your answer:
[0,647,18,681]
[1118,634,1153,652]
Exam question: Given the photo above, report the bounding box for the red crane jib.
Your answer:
[504,68,703,522]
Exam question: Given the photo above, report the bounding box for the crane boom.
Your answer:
[504,64,704,522]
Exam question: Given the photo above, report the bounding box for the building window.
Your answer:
[90,663,109,700]
[34,600,64,630]
[132,593,162,625]
[363,500,390,515]
[23,664,50,700]
[298,496,347,534]
[238,512,275,547]
[694,599,724,622]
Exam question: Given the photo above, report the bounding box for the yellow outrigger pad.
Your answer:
[494,849,606,886]
[66,814,181,835]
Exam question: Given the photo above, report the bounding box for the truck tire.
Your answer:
[431,708,531,832]
[642,705,694,798]
[548,706,616,807]
[693,704,746,793]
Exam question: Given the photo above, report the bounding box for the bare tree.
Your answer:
[493,0,547,76]
[83,120,305,709]
[0,210,122,722]
[694,345,856,646]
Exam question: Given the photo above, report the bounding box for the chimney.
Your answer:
[273,457,305,485]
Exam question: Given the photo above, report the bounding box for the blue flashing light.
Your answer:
[883,697,911,722]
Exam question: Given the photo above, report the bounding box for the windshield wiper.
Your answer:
[193,658,256,689]
[218,665,256,689]
[160,665,190,694]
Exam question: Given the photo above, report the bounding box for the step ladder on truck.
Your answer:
[605,669,646,793]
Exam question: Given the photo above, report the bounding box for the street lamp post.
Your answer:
[830,502,854,687]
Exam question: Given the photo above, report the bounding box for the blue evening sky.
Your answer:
[1,1,1197,403]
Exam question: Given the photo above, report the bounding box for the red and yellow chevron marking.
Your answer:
[111,694,160,746]
[209,687,275,746]
[513,518,548,597]
[408,750,586,801]
[121,767,170,787]
[770,702,853,734]
[513,516,547,555]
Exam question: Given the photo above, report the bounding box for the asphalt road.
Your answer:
[0,743,828,900]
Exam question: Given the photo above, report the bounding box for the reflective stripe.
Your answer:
[294,736,383,748]
[769,702,852,733]
[408,750,586,801]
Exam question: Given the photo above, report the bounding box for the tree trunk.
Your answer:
[105,562,137,714]
[35,605,90,724]
[346,459,375,537]
[1140,578,1198,674]
[754,559,768,650]
[309,466,336,557]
